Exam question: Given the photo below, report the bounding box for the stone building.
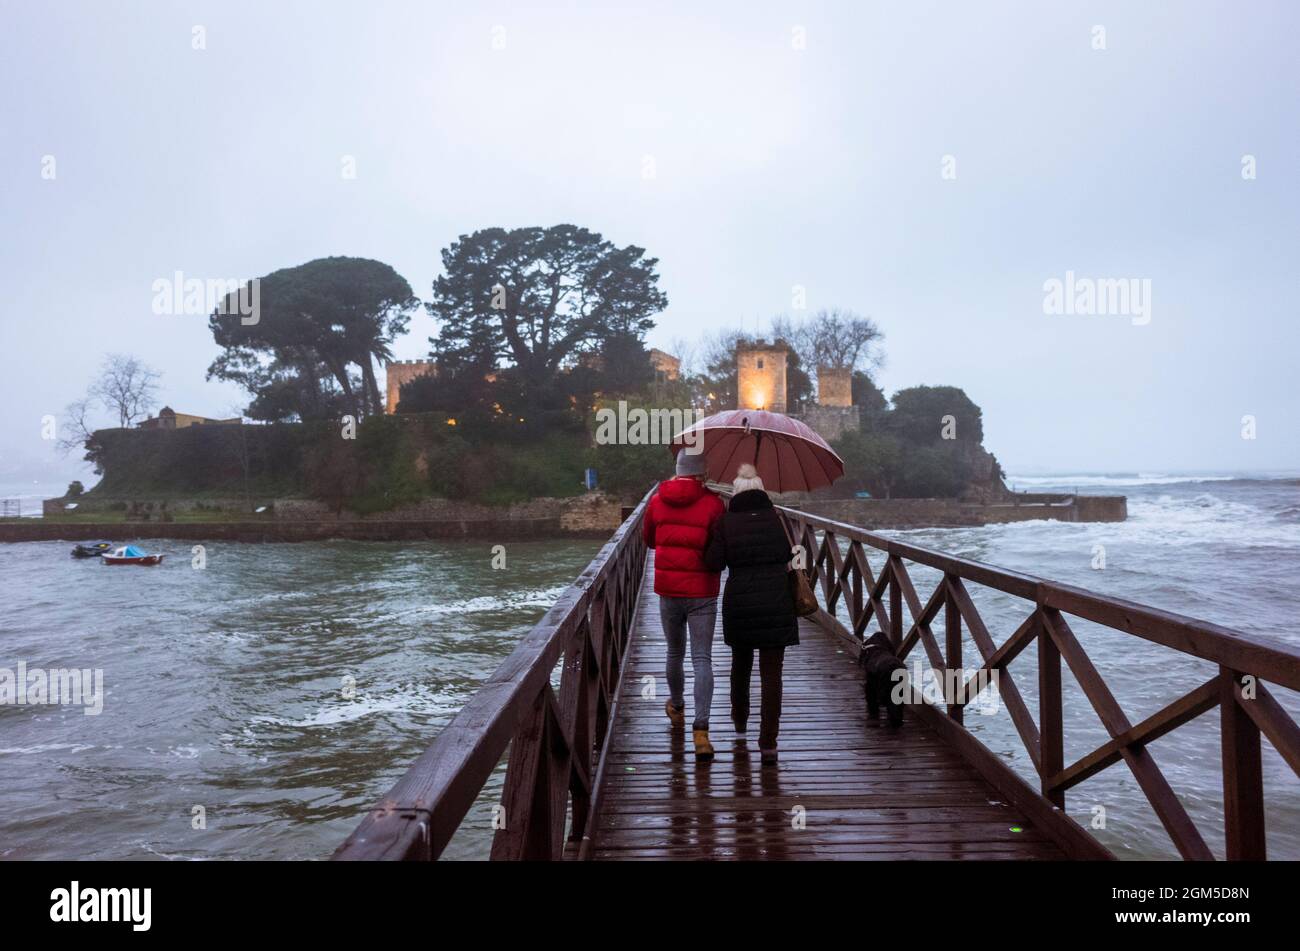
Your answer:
[732,344,861,443]
[816,366,853,407]
[137,406,241,430]
[385,359,437,414]
[736,340,789,412]
[798,364,860,441]
[648,348,680,383]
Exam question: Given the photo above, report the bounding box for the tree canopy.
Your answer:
[427,225,667,387]
[208,256,417,421]
[773,309,885,372]
[887,385,985,445]
[832,384,991,498]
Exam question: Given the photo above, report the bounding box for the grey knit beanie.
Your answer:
[675,449,707,478]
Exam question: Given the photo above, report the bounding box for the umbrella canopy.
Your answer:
[670,409,844,494]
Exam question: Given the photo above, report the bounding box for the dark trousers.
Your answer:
[730,646,785,750]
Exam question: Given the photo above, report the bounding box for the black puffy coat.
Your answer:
[703,489,799,649]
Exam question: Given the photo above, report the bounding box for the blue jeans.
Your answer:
[659,596,717,730]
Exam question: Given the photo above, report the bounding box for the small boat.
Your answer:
[101,545,164,566]
[71,541,115,558]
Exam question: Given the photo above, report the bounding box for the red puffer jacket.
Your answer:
[643,477,725,598]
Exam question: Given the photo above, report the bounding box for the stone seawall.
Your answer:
[10,493,1126,544]
[34,492,627,539]
[0,518,583,544]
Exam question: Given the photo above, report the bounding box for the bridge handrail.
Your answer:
[332,487,652,860]
[776,504,1300,861]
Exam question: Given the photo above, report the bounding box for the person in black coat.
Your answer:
[703,463,799,763]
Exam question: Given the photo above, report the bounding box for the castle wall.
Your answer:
[797,405,860,443]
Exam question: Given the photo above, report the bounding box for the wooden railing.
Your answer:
[332,488,651,861]
[333,492,1299,862]
[776,505,1300,861]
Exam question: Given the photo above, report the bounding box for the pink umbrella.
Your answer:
[670,409,845,493]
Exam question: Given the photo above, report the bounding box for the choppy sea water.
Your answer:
[841,474,1300,860]
[0,474,1296,860]
[0,538,600,860]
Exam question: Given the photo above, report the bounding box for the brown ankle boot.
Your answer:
[693,729,714,762]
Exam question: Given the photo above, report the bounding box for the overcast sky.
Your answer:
[2,0,1297,491]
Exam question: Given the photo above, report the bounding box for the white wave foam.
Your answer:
[1005,473,1239,488]
[335,584,572,625]
[0,742,97,756]
[244,682,459,730]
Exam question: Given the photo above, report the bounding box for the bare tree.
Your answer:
[772,309,885,372]
[57,396,95,454]
[666,336,697,378]
[89,354,161,429]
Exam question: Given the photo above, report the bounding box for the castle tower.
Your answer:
[817,366,852,407]
[736,340,788,412]
[647,348,681,382]
[385,360,437,414]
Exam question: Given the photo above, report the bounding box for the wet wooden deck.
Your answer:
[588,555,1066,860]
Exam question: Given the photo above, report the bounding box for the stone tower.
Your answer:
[385,360,437,414]
[817,366,852,407]
[736,340,788,412]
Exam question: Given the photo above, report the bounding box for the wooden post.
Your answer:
[1038,614,1064,809]
[945,576,962,725]
[490,691,552,860]
[1220,667,1266,860]
[888,559,902,650]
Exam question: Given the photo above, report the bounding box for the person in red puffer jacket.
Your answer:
[642,449,725,762]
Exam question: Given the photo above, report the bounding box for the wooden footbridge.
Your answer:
[334,490,1300,861]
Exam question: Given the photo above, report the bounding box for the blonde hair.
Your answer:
[732,462,765,494]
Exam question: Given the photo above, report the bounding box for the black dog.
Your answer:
[857,630,906,727]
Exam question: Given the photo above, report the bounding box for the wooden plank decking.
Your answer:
[589,554,1066,860]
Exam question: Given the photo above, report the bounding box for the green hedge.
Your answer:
[86,415,589,510]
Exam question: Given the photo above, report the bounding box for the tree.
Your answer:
[230,354,356,423]
[58,396,96,454]
[852,370,888,430]
[595,332,656,396]
[833,430,903,498]
[899,445,969,498]
[304,436,362,515]
[666,336,697,378]
[773,308,885,373]
[427,225,667,389]
[208,257,418,421]
[59,355,159,466]
[90,354,161,429]
[887,385,984,446]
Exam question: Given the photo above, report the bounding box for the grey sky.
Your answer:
[2,0,1297,489]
